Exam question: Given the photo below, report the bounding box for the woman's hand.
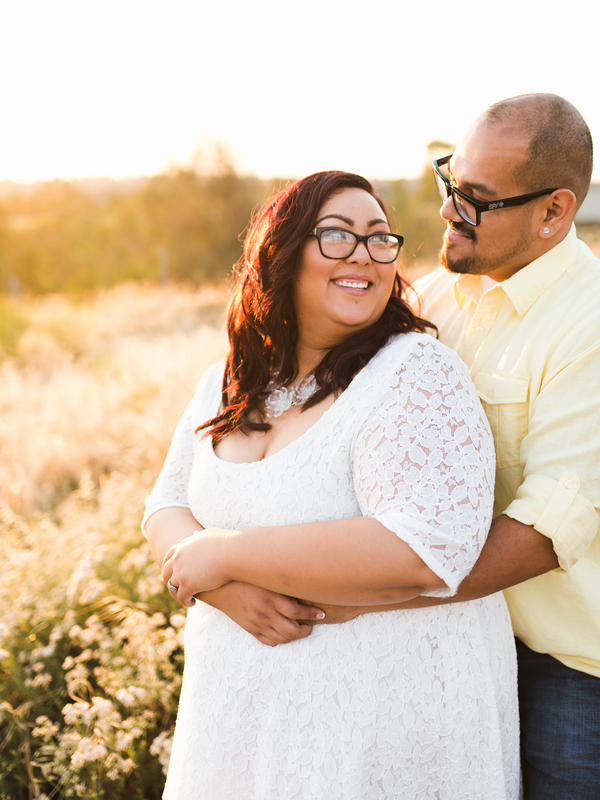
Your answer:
[162,527,232,607]
[199,582,326,646]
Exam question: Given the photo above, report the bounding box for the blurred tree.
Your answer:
[387,140,454,269]
[0,143,458,296]
[0,154,269,295]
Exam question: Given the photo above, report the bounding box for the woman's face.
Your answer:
[294,187,397,349]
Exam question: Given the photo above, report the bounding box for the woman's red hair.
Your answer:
[198,170,432,443]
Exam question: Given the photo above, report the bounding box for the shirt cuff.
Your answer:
[503,471,599,571]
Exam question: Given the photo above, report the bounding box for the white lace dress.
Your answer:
[144,333,520,800]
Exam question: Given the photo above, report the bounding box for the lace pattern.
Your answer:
[145,333,518,800]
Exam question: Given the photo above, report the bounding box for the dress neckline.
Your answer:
[208,383,343,468]
[207,333,411,468]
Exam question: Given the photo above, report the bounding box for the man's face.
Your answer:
[439,121,543,281]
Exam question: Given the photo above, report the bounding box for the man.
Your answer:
[410,93,600,799]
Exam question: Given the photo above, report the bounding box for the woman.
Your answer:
[144,171,519,799]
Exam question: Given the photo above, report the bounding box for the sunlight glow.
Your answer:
[1,0,598,183]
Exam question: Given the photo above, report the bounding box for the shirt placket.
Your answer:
[459,291,503,369]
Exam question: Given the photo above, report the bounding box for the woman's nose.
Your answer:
[348,241,371,263]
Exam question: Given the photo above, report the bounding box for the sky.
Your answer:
[1,0,599,184]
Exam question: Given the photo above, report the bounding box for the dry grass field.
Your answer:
[0,259,503,797]
[0,284,228,799]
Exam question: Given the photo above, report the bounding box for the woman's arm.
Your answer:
[162,517,442,608]
[146,507,202,567]
[163,342,495,610]
[146,506,326,643]
[296,514,560,627]
[303,513,559,621]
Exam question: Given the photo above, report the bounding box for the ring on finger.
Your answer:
[168,580,179,593]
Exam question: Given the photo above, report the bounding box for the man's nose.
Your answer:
[440,194,461,223]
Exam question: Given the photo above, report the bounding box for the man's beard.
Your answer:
[440,214,535,277]
[439,222,481,275]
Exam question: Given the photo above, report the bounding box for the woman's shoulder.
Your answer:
[198,360,226,390]
[343,331,478,416]
[188,360,225,424]
[369,331,469,378]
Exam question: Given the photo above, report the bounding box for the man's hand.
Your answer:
[297,603,365,625]
[198,582,326,647]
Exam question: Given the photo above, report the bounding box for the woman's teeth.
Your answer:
[334,280,369,289]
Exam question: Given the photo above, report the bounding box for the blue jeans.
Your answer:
[516,638,600,800]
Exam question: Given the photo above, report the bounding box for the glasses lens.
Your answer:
[452,193,478,225]
[319,229,356,258]
[433,168,450,202]
[367,234,401,263]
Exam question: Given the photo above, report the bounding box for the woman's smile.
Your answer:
[332,274,372,293]
[295,187,397,345]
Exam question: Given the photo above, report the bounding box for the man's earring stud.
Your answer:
[542,227,551,235]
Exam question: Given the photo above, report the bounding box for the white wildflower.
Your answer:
[63,701,91,726]
[32,716,59,738]
[115,688,136,707]
[89,742,107,760]
[70,737,92,768]
[130,685,147,700]
[150,730,173,775]
[68,625,82,640]
[79,578,108,605]
[32,672,53,688]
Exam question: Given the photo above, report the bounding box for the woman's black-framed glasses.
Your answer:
[310,228,404,263]
[432,154,558,227]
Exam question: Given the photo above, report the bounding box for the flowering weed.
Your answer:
[0,285,227,798]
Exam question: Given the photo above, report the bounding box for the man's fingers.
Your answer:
[278,598,326,621]
[255,635,279,647]
[270,621,313,643]
[294,623,313,638]
[255,623,313,646]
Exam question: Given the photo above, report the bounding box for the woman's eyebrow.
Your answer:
[315,214,387,227]
[315,213,355,226]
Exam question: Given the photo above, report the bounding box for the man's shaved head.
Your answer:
[480,93,593,209]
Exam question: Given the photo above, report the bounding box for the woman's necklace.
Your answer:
[264,375,318,418]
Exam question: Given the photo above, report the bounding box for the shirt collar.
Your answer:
[454,274,499,307]
[451,225,578,316]
[501,225,578,316]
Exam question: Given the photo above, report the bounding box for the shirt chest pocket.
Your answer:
[473,371,530,469]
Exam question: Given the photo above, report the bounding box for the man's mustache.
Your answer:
[448,222,476,242]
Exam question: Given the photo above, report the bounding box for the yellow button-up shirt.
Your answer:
[412,226,600,678]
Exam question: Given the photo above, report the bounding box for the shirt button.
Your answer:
[475,326,484,335]
[564,480,575,489]
[489,389,495,398]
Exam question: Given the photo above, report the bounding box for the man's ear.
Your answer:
[538,189,577,238]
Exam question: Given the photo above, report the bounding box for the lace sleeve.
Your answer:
[141,362,223,533]
[352,339,495,596]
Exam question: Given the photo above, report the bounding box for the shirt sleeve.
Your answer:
[141,361,224,533]
[352,339,496,596]
[503,336,600,571]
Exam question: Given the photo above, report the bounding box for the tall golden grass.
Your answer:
[0,285,227,799]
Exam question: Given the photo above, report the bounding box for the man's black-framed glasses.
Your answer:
[310,227,404,263]
[432,154,558,227]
